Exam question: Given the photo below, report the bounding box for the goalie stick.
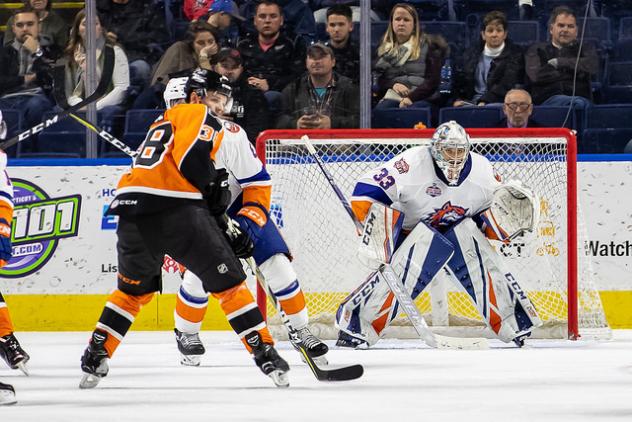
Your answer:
[0,45,115,151]
[301,134,489,350]
[245,257,364,382]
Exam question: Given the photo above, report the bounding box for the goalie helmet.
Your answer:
[163,77,189,109]
[430,120,471,186]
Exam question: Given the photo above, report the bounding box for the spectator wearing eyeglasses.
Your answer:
[499,89,538,128]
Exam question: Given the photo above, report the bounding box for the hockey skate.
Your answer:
[293,326,329,365]
[174,328,205,366]
[0,333,30,375]
[0,381,16,406]
[335,330,368,349]
[246,331,290,388]
[79,330,110,389]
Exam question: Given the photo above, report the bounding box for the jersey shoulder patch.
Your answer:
[223,121,241,133]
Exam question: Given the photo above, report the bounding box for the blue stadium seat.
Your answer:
[371,21,388,52]
[618,16,632,40]
[507,20,539,46]
[438,107,503,128]
[604,62,632,104]
[613,39,632,61]
[531,106,577,129]
[585,104,632,129]
[577,17,612,48]
[580,128,632,153]
[122,109,164,149]
[422,21,468,54]
[372,107,431,129]
[24,112,89,158]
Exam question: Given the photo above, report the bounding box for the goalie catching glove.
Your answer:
[491,179,540,240]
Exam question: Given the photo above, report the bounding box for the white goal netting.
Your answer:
[257,129,610,340]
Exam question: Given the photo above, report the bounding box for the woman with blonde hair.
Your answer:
[374,3,448,110]
[64,10,129,132]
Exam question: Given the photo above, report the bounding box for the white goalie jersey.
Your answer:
[350,146,503,235]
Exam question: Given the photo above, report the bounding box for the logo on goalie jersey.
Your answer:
[427,201,468,229]
[394,158,409,174]
[0,179,81,278]
[425,183,442,197]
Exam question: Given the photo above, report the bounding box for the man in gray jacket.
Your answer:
[277,42,358,129]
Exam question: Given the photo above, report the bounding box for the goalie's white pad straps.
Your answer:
[357,203,404,269]
[338,220,455,344]
[443,219,542,342]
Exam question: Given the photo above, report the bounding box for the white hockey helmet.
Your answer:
[163,77,189,109]
[430,120,471,185]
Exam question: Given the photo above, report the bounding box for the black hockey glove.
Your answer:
[216,215,254,259]
[205,168,231,216]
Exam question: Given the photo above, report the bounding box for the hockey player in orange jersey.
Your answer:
[161,75,329,367]
[79,70,290,389]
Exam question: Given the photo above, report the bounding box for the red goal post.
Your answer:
[255,128,609,340]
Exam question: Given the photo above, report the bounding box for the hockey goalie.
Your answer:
[335,121,543,348]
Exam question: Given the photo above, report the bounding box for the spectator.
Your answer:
[64,10,130,133]
[240,0,317,44]
[500,89,537,128]
[199,0,245,46]
[0,7,57,143]
[277,42,358,129]
[373,3,449,110]
[452,11,524,107]
[133,21,220,109]
[213,48,270,142]
[96,0,170,94]
[324,4,359,84]
[525,6,598,107]
[183,0,213,21]
[3,0,69,52]
[237,1,306,113]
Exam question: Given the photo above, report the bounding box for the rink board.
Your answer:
[0,159,630,330]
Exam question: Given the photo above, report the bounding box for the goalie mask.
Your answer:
[430,120,471,186]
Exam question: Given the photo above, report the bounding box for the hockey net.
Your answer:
[255,128,611,340]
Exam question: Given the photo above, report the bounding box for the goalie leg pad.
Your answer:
[337,221,454,345]
[443,219,542,343]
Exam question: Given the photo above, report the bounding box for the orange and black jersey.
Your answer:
[108,104,222,216]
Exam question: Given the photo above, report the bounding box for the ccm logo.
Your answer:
[351,274,381,306]
[505,273,527,301]
[362,212,377,246]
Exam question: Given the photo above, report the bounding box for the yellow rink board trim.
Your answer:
[4,291,632,330]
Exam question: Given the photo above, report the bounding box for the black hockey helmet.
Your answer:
[185,68,232,101]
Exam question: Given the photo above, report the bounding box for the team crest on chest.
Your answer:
[427,201,468,228]
[394,158,409,174]
[425,183,442,197]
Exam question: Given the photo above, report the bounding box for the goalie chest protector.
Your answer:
[354,146,501,232]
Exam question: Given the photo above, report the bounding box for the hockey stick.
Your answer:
[67,113,138,158]
[0,45,115,151]
[301,134,489,350]
[245,257,364,382]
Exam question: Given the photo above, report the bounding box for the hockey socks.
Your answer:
[0,293,14,337]
[93,289,154,357]
[212,282,274,351]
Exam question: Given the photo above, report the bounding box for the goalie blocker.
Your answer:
[336,203,542,347]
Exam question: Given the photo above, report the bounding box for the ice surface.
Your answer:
[1,330,631,421]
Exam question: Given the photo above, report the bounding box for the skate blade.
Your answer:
[301,354,328,366]
[180,354,202,367]
[79,372,103,389]
[268,369,290,388]
[0,390,17,406]
[17,361,29,376]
